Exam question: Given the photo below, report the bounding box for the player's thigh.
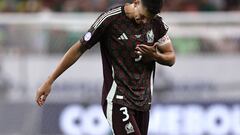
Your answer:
[105,102,142,135]
[135,111,149,135]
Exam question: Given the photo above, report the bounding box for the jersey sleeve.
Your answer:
[152,14,169,42]
[80,7,121,49]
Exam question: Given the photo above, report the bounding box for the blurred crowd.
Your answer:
[0,0,239,55]
[0,0,239,12]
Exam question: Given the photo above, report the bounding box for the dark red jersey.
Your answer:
[80,6,168,111]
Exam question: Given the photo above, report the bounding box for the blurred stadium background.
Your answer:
[0,0,240,135]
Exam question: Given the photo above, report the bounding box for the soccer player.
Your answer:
[36,0,175,134]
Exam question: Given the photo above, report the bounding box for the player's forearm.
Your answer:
[47,41,87,84]
[154,51,175,67]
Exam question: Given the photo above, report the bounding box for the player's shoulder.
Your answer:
[102,6,123,19]
[152,13,169,39]
[153,13,169,31]
[92,6,123,29]
[155,13,163,20]
[153,13,166,25]
[107,5,123,12]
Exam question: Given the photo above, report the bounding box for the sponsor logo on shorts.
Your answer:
[125,122,134,134]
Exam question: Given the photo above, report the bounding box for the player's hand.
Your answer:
[135,44,157,60]
[35,81,52,107]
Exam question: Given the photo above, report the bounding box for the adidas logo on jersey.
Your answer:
[118,33,128,40]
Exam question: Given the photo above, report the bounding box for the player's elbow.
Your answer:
[156,52,176,67]
[168,57,175,67]
[166,54,176,67]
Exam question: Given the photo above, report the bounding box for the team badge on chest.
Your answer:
[146,29,154,43]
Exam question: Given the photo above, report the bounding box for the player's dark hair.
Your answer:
[141,0,164,15]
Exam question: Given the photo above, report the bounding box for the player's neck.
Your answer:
[124,3,135,20]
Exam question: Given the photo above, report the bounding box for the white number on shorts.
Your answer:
[120,107,129,122]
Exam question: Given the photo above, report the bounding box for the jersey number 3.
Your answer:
[120,107,129,122]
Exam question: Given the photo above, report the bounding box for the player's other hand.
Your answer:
[35,80,52,107]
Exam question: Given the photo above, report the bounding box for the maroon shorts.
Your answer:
[103,101,149,135]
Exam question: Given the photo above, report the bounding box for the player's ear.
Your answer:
[133,0,139,8]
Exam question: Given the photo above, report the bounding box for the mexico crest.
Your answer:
[146,29,154,43]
